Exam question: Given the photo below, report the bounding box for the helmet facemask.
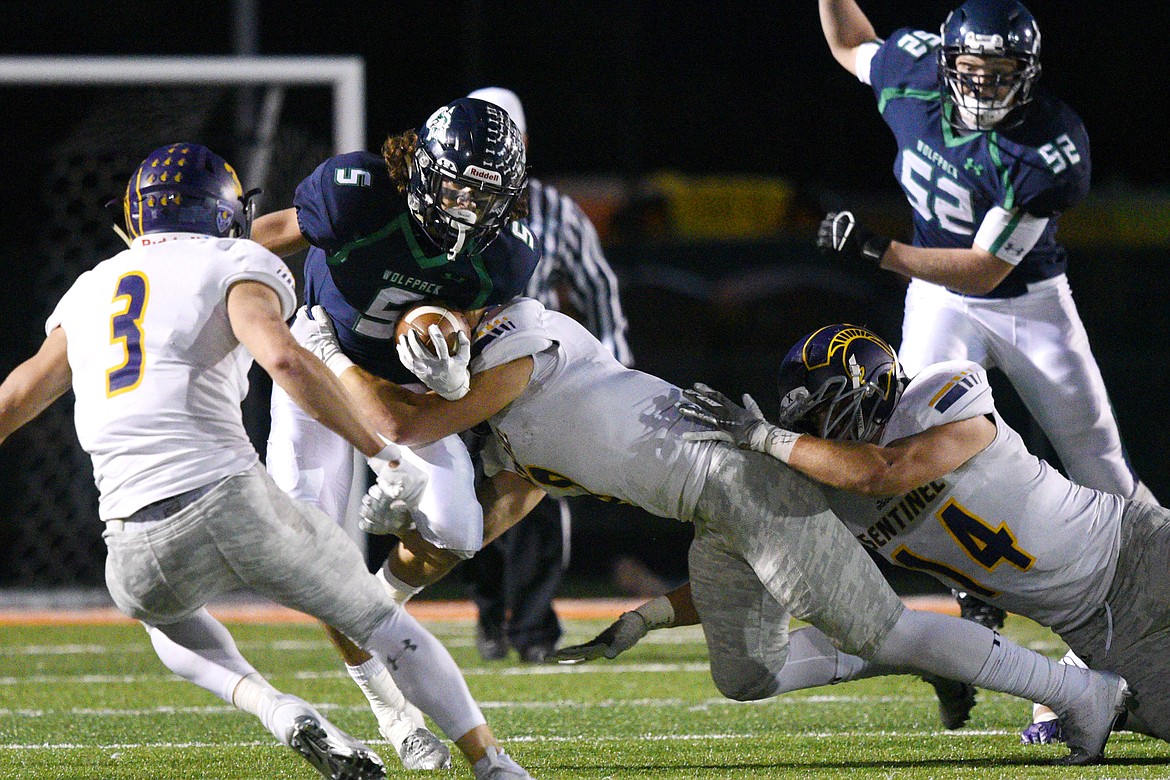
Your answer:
[779,372,892,444]
[941,48,1040,131]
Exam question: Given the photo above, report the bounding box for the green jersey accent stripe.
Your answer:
[988,209,1024,255]
[327,213,452,269]
[468,251,493,308]
[986,136,1015,210]
[878,87,940,115]
[938,103,981,147]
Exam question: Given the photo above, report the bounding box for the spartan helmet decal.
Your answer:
[777,325,905,443]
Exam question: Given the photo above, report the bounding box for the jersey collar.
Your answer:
[131,232,213,248]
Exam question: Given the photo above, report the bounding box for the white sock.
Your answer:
[364,606,485,742]
[232,673,284,738]
[347,656,421,747]
[146,609,259,703]
[378,565,424,605]
[770,627,871,693]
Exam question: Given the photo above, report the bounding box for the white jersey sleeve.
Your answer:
[825,358,1124,634]
[474,298,717,523]
[470,298,557,373]
[219,237,298,320]
[50,233,295,520]
[881,360,994,444]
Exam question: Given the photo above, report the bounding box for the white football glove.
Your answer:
[292,305,353,376]
[396,325,471,401]
[551,612,649,665]
[361,445,429,535]
[678,383,768,451]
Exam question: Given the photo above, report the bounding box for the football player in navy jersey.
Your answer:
[815,0,1159,743]
[251,98,539,775]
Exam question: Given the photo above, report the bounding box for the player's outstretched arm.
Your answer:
[304,305,533,448]
[552,583,699,664]
[818,0,879,75]
[251,208,310,257]
[680,382,997,496]
[0,327,72,446]
[228,281,384,458]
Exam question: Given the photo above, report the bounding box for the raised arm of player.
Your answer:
[226,280,384,459]
[250,208,310,257]
[0,327,72,446]
[818,0,880,75]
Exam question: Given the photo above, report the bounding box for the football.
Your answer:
[394,300,471,356]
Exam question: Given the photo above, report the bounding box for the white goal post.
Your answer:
[0,55,366,170]
[0,56,375,571]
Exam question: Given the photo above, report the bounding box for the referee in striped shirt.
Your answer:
[465,87,632,662]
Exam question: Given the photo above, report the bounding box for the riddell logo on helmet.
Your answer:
[464,165,502,186]
[963,32,1005,53]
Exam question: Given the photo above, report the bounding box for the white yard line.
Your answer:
[0,728,1021,751]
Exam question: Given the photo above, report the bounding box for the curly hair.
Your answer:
[380,129,529,221]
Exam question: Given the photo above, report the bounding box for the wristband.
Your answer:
[323,349,355,378]
[367,435,402,473]
[751,422,803,463]
[632,595,675,631]
[861,235,893,263]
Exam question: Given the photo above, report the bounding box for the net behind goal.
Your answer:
[0,56,364,586]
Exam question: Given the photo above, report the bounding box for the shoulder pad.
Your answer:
[470,298,556,373]
[883,361,993,442]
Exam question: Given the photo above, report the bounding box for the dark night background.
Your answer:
[1,1,1167,592]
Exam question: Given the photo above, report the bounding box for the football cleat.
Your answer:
[1020,718,1065,745]
[920,673,977,730]
[953,589,1007,630]
[473,745,534,780]
[1054,670,1130,766]
[289,714,387,780]
[397,727,452,771]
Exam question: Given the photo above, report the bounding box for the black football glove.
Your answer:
[817,210,892,264]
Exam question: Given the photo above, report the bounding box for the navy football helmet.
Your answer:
[939,0,1041,131]
[776,325,905,443]
[123,143,254,240]
[407,98,527,255]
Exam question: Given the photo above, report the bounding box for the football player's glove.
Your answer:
[292,306,354,377]
[396,327,471,401]
[1020,718,1065,745]
[816,211,891,264]
[551,612,649,664]
[361,449,429,536]
[679,383,769,450]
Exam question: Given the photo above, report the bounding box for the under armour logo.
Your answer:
[386,637,419,671]
[964,158,985,176]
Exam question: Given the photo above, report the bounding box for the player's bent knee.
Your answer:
[710,661,783,702]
